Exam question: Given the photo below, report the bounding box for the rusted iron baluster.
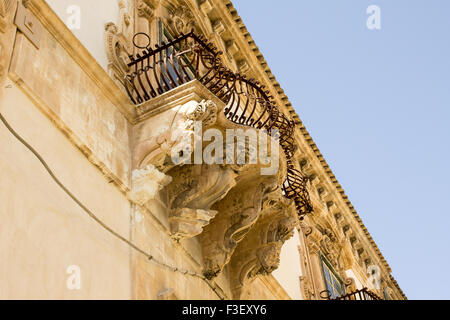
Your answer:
[131,60,144,104]
[124,74,137,105]
[162,43,176,89]
[143,52,157,98]
[156,45,170,92]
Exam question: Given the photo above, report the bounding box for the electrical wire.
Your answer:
[0,110,225,300]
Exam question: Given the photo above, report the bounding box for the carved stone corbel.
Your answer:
[304,225,322,255]
[200,174,277,280]
[166,163,237,241]
[135,99,236,241]
[127,164,173,206]
[228,190,298,299]
[133,99,220,173]
[104,0,133,85]
[320,233,340,269]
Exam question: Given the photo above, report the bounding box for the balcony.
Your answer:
[123,30,313,220]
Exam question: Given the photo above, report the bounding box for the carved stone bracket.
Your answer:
[199,169,281,281]
[228,188,298,298]
[344,277,357,292]
[104,0,133,85]
[166,164,236,241]
[137,0,156,22]
[127,164,173,206]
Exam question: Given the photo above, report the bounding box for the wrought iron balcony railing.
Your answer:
[323,288,382,301]
[124,31,313,219]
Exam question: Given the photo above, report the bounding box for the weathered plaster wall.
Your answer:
[45,0,119,70]
[0,80,132,299]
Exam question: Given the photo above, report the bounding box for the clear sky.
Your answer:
[233,0,450,300]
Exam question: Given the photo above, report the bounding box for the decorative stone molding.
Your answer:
[199,0,214,15]
[169,208,217,241]
[185,99,218,129]
[200,175,276,280]
[304,225,322,255]
[300,276,315,300]
[137,0,156,22]
[320,233,340,268]
[104,0,132,85]
[166,2,197,36]
[166,164,236,240]
[134,98,221,173]
[237,60,249,74]
[212,19,225,35]
[127,165,173,206]
[344,277,357,292]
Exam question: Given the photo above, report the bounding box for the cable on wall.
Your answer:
[0,111,225,300]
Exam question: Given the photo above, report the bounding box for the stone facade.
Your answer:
[0,0,405,300]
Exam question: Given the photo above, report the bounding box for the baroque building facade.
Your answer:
[0,0,406,300]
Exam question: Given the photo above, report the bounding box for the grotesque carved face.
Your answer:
[256,243,282,275]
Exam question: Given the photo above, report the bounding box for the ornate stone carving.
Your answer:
[200,172,279,280]
[166,3,196,36]
[169,208,217,241]
[320,233,340,268]
[304,225,322,255]
[104,0,132,84]
[133,99,220,173]
[227,188,298,298]
[344,277,357,292]
[127,165,173,206]
[185,99,218,129]
[166,164,236,240]
[300,276,315,300]
[137,0,156,22]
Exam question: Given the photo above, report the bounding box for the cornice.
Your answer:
[220,0,406,299]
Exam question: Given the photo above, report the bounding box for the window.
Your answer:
[383,287,390,300]
[320,253,345,299]
[158,21,195,89]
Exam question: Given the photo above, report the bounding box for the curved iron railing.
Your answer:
[124,31,313,219]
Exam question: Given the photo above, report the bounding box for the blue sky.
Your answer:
[233,0,450,299]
